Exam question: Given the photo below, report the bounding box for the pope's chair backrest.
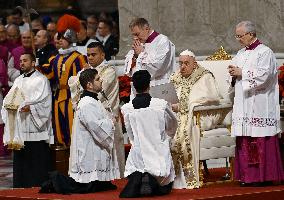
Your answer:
[196,60,233,126]
[197,60,232,103]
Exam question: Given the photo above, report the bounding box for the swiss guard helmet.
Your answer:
[57,14,80,43]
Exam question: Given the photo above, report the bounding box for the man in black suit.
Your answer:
[96,19,119,61]
[34,30,57,67]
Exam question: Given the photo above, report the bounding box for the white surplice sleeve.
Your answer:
[24,76,52,129]
[164,103,178,138]
[136,38,171,77]
[121,105,134,144]
[241,49,276,92]
[78,103,114,152]
[29,95,52,130]
[124,50,135,76]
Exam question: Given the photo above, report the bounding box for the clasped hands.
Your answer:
[228,65,242,78]
[132,39,144,58]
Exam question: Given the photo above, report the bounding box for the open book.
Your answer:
[149,81,179,104]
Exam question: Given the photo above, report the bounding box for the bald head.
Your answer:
[34,30,49,49]
[7,24,20,42]
[21,30,33,48]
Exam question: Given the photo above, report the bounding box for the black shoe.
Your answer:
[119,172,143,198]
[240,181,273,187]
[39,180,55,193]
[240,182,253,187]
[91,181,117,192]
[251,181,273,187]
[140,173,152,196]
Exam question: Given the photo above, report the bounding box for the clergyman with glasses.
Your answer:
[228,20,284,186]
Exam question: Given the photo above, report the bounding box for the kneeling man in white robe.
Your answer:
[120,70,178,198]
[40,68,120,194]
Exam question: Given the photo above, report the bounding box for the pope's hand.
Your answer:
[20,105,30,112]
[172,103,179,113]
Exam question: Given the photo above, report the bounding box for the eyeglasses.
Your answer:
[235,32,250,39]
[179,61,191,66]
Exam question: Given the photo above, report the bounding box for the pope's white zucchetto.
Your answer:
[179,49,195,58]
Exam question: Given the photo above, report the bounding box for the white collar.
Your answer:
[101,34,111,44]
[95,60,108,68]
[58,46,78,55]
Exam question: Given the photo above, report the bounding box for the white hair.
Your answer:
[236,21,256,35]
[179,49,195,58]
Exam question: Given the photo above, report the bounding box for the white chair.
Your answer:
[193,59,235,185]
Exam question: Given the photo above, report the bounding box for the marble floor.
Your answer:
[0,154,13,190]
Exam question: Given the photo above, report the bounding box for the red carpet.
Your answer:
[0,168,283,200]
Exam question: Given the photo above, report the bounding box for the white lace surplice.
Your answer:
[231,44,280,137]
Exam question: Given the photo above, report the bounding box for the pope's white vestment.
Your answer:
[170,66,223,189]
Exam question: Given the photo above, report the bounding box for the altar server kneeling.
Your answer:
[40,68,120,194]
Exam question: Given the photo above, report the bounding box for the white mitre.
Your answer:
[180,49,195,57]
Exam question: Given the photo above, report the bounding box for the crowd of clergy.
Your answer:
[0,6,283,198]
